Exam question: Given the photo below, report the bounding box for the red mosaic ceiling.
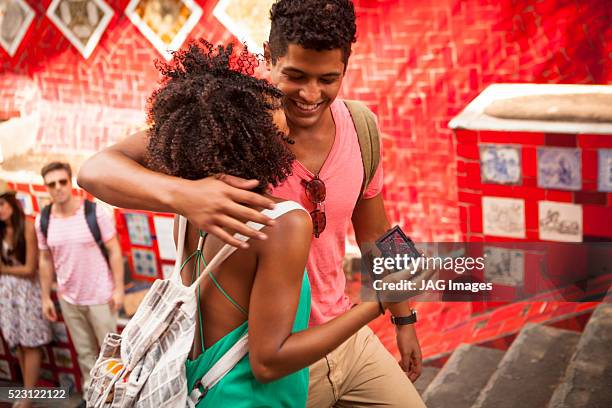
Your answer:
[0,0,610,240]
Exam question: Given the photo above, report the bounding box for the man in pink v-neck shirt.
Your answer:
[270,99,383,326]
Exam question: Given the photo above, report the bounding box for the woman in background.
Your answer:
[0,183,52,408]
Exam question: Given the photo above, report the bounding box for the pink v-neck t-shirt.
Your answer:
[270,99,383,326]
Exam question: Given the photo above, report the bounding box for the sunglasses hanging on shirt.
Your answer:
[302,175,326,238]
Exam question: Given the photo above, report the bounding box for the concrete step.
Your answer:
[548,303,612,408]
[472,323,580,408]
[414,366,440,395]
[421,344,504,408]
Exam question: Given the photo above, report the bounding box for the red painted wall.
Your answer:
[1,0,610,241]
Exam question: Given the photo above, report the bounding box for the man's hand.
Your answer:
[396,324,422,382]
[109,289,125,313]
[174,175,277,249]
[41,297,58,322]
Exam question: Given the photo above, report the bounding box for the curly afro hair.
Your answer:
[269,0,357,66]
[146,40,295,193]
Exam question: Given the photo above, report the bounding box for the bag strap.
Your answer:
[189,333,249,404]
[84,200,110,264]
[343,100,381,198]
[40,204,52,240]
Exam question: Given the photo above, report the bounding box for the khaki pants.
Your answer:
[307,326,426,408]
[58,297,117,393]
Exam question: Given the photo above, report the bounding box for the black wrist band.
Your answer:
[390,309,417,325]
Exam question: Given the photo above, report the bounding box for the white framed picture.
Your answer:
[482,196,526,239]
[538,201,582,242]
[46,0,114,59]
[125,0,202,60]
[213,0,275,55]
[0,0,35,57]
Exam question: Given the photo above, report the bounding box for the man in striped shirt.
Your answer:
[35,162,124,402]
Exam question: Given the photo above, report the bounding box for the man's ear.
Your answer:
[263,42,272,70]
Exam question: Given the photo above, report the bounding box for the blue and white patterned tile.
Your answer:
[537,147,582,190]
[480,144,522,185]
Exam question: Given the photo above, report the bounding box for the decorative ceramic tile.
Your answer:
[483,246,524,286]
[161,263,174,279]
[52,347,74,369]
[51,322,70,344]
[482,196,526,238]
[0,0,35,56]
[132,248,158,278]
[213,0,275,54]
[39,368,55,382]
[153,215,176,260]
[479,144,522,184]
[15,192,33,215]
[538,201,582,242]
[46,0,114,59]
[598,149,612,192]
[537,147,582,190]
[125,0,202,60]
[125,212,152,247]
[58,372,77,393]
[0,359,12,380]
[35,194,52,212]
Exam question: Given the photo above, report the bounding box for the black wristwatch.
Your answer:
[390,309,417,326]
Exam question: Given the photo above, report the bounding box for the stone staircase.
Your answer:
[419,302,612,408]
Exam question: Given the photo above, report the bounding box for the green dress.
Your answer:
[185,272,311,407]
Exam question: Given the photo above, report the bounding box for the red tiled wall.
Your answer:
[1,0,610,241]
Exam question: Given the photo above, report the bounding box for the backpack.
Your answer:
[343,100,381,198]
[86,202,307,407]
[40,199,109,263]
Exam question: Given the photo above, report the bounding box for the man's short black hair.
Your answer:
[146,40,294,193]
[268,0,357,66]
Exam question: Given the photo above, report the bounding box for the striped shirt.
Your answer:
[35,201,116,305]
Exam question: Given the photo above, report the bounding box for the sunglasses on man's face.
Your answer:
[46,179,69,189]
[302,175,326,238]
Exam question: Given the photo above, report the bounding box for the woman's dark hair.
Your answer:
[0,193,26,265]
[146,40,295,193]
[268,0,357,66]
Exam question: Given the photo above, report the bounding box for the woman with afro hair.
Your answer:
[144,41,398,407]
